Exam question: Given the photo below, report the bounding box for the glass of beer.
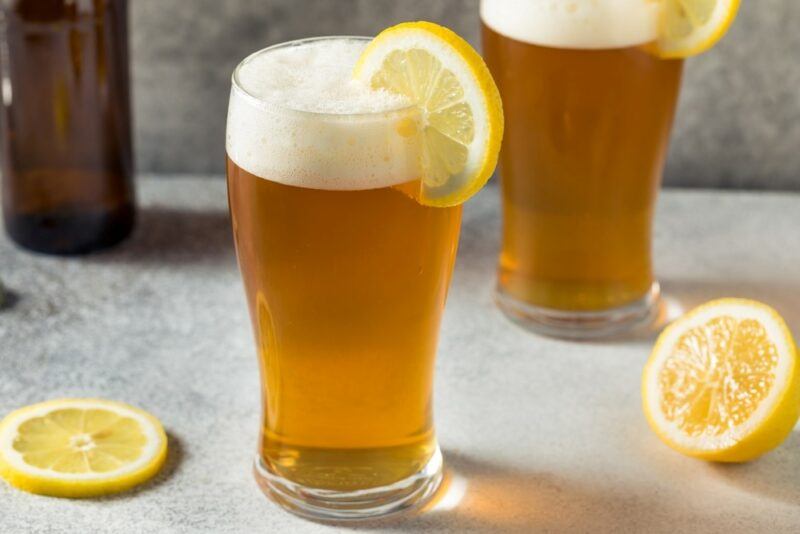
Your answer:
[482,0,683,338]
[226,37,461,520]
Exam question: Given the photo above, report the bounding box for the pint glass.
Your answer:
[481,0,683,337]
[226,37,460,519]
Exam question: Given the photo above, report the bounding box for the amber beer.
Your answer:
[228,161,460,482]
[226,37,460,519]
[481,0,683,337]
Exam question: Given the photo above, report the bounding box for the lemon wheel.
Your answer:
[354,21,503,207]
[0,398,168,497]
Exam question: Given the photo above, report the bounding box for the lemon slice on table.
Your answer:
[642,299,800,462]
[656,0,741,58]
[0,398,167,497]
[354,21,504,207]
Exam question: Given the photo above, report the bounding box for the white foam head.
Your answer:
[480,0,660,49]
[226,37,420,190]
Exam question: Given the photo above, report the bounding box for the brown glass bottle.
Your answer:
[0,0,134,255]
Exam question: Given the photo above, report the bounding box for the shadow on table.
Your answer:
[99,431,185,501]
[709,430,800,506]
[0,288,19,312]
[90,207,234,266]
[347,451,682,533]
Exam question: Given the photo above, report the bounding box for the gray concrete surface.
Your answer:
[0,177,799,532]
[129,0,800,190]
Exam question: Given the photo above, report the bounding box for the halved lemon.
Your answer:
[643,299,800,462]
[656,0,741,58]
[0,398,168,497]
[354,21,504,207]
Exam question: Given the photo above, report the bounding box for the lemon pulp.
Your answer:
[658,315,779,438]
[13,408,149,474]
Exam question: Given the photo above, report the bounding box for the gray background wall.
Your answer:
[130,0,800,190]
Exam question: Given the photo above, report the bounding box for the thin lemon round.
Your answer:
[0,398,168,497]
[642,299,800,462]
[656,0,741,59]
[354,21,503,207]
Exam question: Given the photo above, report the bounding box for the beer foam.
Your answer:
[480,0,660,49]
[227,38,421,190]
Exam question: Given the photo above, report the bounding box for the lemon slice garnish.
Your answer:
[642,299,800,462]
[354,21,503,207]
[655,0,741,58]
[0,399,167,497]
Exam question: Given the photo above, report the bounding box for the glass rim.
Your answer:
[230,35,417,120]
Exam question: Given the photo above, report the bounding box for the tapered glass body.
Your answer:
[482,18,683,337]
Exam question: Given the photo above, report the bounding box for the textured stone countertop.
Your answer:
[1,177,799,533]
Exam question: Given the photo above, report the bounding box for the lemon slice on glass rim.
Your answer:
[642,299,800,462]
[0,398,167,497]
[656,0,741,58]
[354,21,504,207]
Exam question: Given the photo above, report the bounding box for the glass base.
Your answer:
[496,282,660,340]
[253,446,443,522]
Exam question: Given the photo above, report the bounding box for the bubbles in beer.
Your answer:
[480,0,660,49]
[227,38,420,191]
